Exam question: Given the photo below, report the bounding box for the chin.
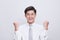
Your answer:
[28,20,34,24]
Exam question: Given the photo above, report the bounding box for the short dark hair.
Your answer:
[24,6,36,14]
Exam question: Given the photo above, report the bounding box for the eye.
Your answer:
[27,13,29,15]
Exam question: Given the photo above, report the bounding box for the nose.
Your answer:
[29,15,32,18]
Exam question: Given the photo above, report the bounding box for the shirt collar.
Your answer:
[26,22,36,27]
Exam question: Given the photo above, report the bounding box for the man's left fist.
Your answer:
[43,21,49,30]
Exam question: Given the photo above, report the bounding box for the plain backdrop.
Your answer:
[0,0,60,40]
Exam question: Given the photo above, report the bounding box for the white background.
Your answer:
[0,0,60,40]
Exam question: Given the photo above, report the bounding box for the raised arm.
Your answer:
[43,20,49,40]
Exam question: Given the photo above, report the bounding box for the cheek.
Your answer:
[32,15,35,19]
[27,16,30,19]
[25,15,29,19]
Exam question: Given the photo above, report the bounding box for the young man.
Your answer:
[13,6,49,40]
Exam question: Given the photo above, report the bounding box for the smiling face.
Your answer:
[25,10,36,24]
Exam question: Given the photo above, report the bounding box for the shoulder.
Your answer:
[36,23,44,28]
[35,23,44,31]
[19,24,26,28]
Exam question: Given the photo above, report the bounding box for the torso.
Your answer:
[18,23,44,40]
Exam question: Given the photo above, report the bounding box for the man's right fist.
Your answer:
[13,21,19,31]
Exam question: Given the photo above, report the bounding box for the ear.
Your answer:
[25,14,26,17]
[35,14,36,17]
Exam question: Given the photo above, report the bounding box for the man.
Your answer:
[13,6,49,40]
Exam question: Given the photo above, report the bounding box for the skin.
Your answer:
[13,21,19,31]
[43,21,49,30]
[25,10,36,24]
[13,10,49,31]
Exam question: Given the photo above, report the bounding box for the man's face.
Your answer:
[25,10,36,24]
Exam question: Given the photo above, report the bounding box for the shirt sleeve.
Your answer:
[15,30,22,40]
[44,30,48,40]
[40,29,45,40]
[40,25,48,40]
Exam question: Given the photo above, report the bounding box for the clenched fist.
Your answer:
[43,21,49,30]
[13,21,19,31]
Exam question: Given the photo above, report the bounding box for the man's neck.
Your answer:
[28,21,34,25]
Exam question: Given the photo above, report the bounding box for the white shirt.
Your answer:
[15,23,48,40]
